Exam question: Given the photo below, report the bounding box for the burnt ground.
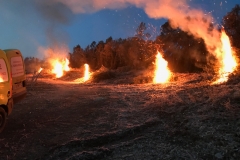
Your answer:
[0,72,240,160]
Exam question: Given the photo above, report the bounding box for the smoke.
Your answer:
[50,0,135,13]
[48,0,222,58]
[33,0,75,58]
[35,0,73,25]
[32,0,229,70]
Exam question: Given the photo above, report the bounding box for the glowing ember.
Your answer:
[153,51,171,83]
[214,30,237,84]
[84,64,90,82]
[51,58,70,78]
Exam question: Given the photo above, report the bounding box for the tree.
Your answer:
[135,22,147,40]
[222,4,240,50]
[127,37,142,69]
[24,57,43,73]
[101,37,119,69]
[90,41,96,49]
[156,21,209,72]
[85,41,97,70]
[69,44,86,68]
[95,41,105,69]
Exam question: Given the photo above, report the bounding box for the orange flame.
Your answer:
[153,51,171,83]
[51,58,70,78]
[84,64,90,82]
[38,67,43,73]
[214,30,237,84]
[0,76,3,82]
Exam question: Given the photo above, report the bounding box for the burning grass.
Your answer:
[153,51,171,83]
[27,28,239,86]
[91,70,116,83]
[213,30,238,84]
[15,27,240,159]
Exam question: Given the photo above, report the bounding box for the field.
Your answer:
[0,71,240,160]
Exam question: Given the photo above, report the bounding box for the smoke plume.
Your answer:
[33,0,75,58]
[48,0,223,58]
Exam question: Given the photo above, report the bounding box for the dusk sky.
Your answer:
[0,0,238,59]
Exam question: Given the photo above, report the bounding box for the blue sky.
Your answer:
[0,0,238,59]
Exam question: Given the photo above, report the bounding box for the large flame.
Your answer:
[83,64,90,82]
[214,30,237,84]
[38,45,71,78]
[51,58,70,78]
[153,51,171,83]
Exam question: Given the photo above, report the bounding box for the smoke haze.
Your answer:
[25,0,231,66]
[46,0,223,58]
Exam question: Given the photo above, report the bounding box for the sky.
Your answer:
[0,0,238,59]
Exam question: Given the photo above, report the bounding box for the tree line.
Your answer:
[25,4,240,74]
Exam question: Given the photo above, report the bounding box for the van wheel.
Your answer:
[0,108,7,133]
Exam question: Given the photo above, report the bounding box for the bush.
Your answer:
[91,71,116,82]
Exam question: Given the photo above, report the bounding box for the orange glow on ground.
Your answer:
[213,30,237,84]
[153,51,171,83]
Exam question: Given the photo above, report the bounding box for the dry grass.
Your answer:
[0,72,240,159]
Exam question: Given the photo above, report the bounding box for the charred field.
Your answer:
[0,71,240,160]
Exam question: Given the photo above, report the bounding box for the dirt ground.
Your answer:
[0,72,240,160]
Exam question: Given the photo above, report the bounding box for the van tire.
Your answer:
[0,107,7,133]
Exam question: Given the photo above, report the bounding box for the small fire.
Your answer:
[0,76,3,82]
[153,51,171,83]
[51,58,70,78]
[38,67,43,73]
[84,64,90,82]
[214,30,237,84]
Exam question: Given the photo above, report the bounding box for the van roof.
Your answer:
[4,49,19,52]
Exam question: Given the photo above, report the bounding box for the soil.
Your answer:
[0,72,240,160]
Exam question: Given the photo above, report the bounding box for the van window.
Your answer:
[0,59,9,82]
[11,56,24,77]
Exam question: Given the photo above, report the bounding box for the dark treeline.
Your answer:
[25,4,240,73]
[24,57,43,73]
[68,20,209,73]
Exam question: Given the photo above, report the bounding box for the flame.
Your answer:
[51,58,70,78]
[63,59,70,71]
[214,30,237,84]
[153,51,171,83]
[38,45,71,78]
[84,64,90,82]
[38,67,43,73]
[0,76,3,82]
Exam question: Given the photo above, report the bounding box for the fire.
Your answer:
[38,67,43,73]
[51,58,70,78]
[0,76,3,82]
[214,30,237,84]
[83,64,90,82]
[153,51,171,83]
[39,45,71,78]
[63,59,70,71]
